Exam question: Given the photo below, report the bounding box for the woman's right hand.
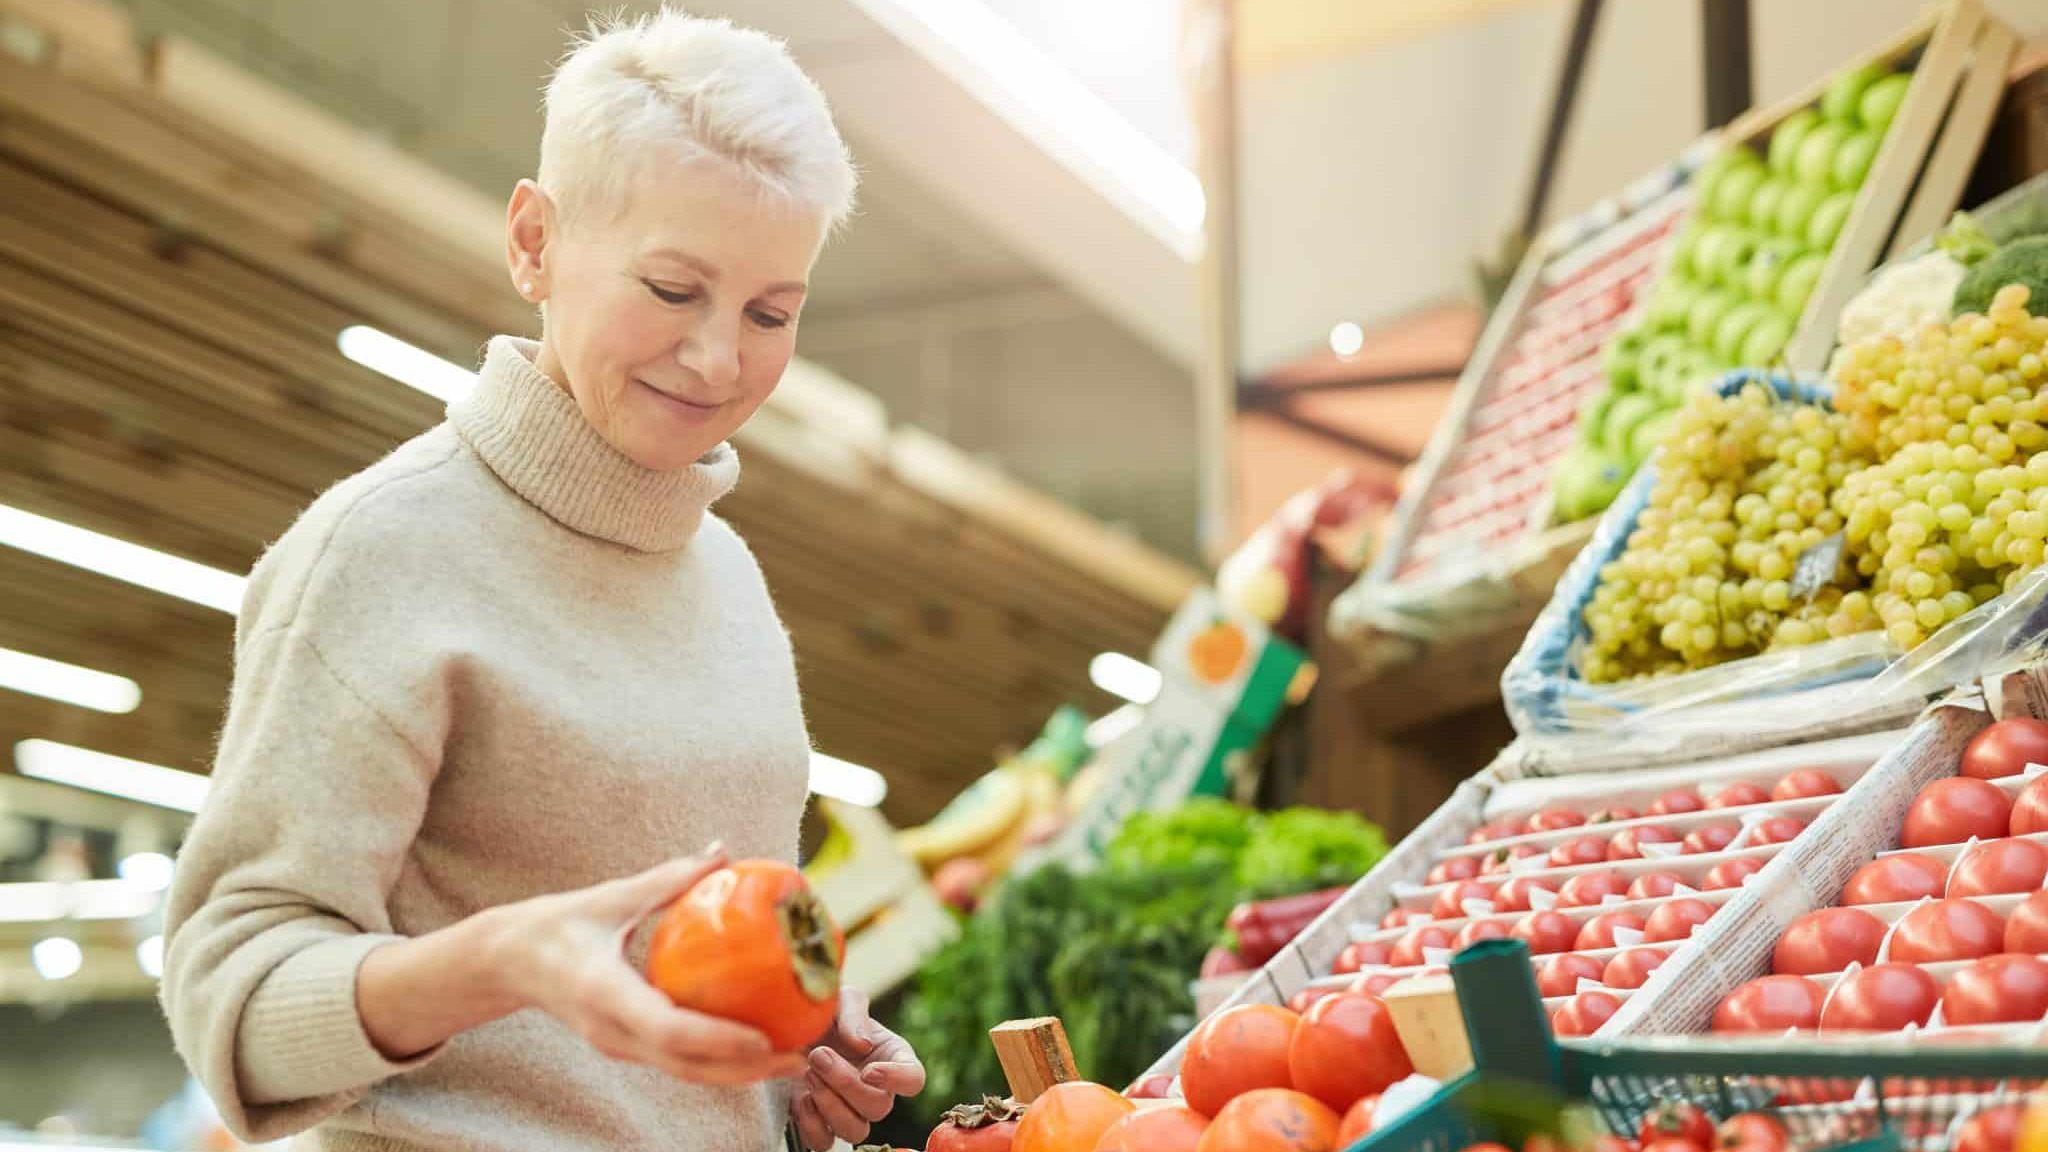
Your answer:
[480,844,808,1086]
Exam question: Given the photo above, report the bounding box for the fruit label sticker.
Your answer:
[1791,531,1846,602]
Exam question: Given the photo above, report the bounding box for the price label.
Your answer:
[1791,532,1846,603]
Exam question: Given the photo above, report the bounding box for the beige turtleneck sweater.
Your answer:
[161,336,812,1151]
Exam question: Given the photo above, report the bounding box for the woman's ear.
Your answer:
[506,179,553,303]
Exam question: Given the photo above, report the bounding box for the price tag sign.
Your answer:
[1791,531,1846,603]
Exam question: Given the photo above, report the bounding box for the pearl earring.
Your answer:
[521,281,535,297]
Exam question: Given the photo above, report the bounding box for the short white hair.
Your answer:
[539,8,857,229]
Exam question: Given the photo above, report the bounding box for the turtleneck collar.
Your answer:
[449,336,740,552]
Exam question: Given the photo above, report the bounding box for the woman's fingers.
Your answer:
[597,844,728,921]
[805,1071,871,1144]
[792,1092,834,1151]
[860,1058,927,1098]
[808,1047,895,1122]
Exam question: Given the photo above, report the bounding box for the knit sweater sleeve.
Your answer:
[161,478,453,1142]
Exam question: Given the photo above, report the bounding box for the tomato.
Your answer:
[1962,718,2048,779]
[1628,872,1686,901]
[1550,836,1613,868]
[1288,993,1414,1112]
[1457,918,1518,949]
[1821,962,1941,1031]
[1428,856,1484,885]
[1124,1075,1174,1099]
[1468,820,1525,845]
[1337,1095,1379,1144]
[1643,1137,1709,1152]
[2013,776,2048,836]
[1772,907,1887,975]
[1434,880,1499,920]
[1333,941,1391,975]
[1902,777,2014,847]
[2007,890,2048,953]
[1483,845,1545,875]
[1380,908,1432,931]
[1288,986,1343,1014]
[1644,898,1717,943]
[1609,825,1681,861]
[1013,1081,1133,1152]
[1551,990,1622,1036]
[1955,1105,2022,1152]
[1840,853,1950,905]
[1716,1112,1789,1152]
[1650,790,1706,817]
[929,1097,1026,1152]
[1703,859,1765,890]
[1495,877,1558,913]
[1196,1088,1338,1152]
[1888,898,2007,963]
[1180,1004,1299,1118]
[1950,838,2048,897]
[1639,1102,1714,1149]
[1708,782,1772,809]
[1097,1105,1206,1152]
[1391,925,1456,967]
[1749,816,1805,846]
[1603,947,1670,989]
[1939,953,2048,1024]
[1588,806,1641,825]
[1576,911,1648,951]
[1557,870,1629,908]
[1682,824,1740,855]
[644,859,843,1051]
[1204,947,1253,979]
[1512,911,1581,955]
[1348,972,1401,997]
[1714,975,1826,1032]
[1773,770,1843,802]
[1528,805,1588,832]
[1537,952,1608,997]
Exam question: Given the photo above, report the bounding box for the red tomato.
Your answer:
[1433,880,1499,920]
[1427,856,1483,885]
[1902,777,2014,848]
[1494,877,1558,913]
[1649,790,1706,817]
[1717,1112,1789,1152]
[1557,870,1629,908]
[1682,824,1740,855]
[1749,816,1806,846]
[1713,974,1827,1032]
[1609,825,1681,861]
[1528,805,1588,832]
[1349,972,1401,997]
[1950,838,2048,897]
[1287,986,1342,1014]
[1708,782,1772,809]
[1703,858,1765,890]
[1468,820,1525,845]
[1888,898,2008,964]
[1455,918,1515,949]
[1482,844,1546,875]
[1628,872,1686,901]
[1587,806,1641,825]
[1550,990,1622,1036]
[1822,962,1941,1031]
[1639,1102,1714,1148]
[1840,853,1950,905]
[1644,899,1716,943]
[1955,1105,2022,1152]
[1380,908,1432,931]
[1576,911,1648,951]
[1179,1004,1299,1119]
[1332,941,1392,975]
[1201,1088,1338,1152]
[1962,718,2048,779]
[1771,907,1887,975]
[1390,925,1456,967]
[1337,1096,1378,1145]
[1643,1140,1708,1152]
[1287,993,1413,1112]
[1939,953,2048,1025]
[1550,836,1613,868]
[1603,947,1669,990]
[1536,952,1608,997]
[2006,890,2048,953]
[1773,770,1843,802]
[2013,776,2048,836]
[1512,910,1580,955]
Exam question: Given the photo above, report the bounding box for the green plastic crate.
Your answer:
[1352,940,2048,1152]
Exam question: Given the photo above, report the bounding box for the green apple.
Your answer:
[1713,162,1766,222]
[1668,348,1721,405]
[1603,393,1661,459]
[1859,73,1912,133]
[1554,446,1629,522]
[1630,411,1677,466]
[1769,109,1821,175]
[1795,121,1849,187]
[1823,63,1889,123]
[1714,301,1773,363]
[1807,190,1856,250]
[1776,253,1827,317]
[1740,310,1797,365]
[1832,130,1882,189]
[1649,277,1700,332]
[1695,144,1764,209]
[1687,289,1738,348]
[1640,333,1689,396]
[1747,177,1790,232]
[1671,222,1710,280]
[1603,327,1648,392]
[1775,182,1829,241]
[1744,238,1805,301]
[1714,228,1762,288]
[1580,389,1620,448]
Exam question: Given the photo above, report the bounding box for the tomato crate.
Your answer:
[1353,940,2048,1152]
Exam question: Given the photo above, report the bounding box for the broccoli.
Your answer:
[1953,236,2048,318]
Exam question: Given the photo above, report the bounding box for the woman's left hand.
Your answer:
[789,989,924,1149]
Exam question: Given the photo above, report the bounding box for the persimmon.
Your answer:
[927,1097,1025,1152]
[1181,1004,1301,1118]
[1097,1104,1209,1152]
[1197,1088,1340,1152]
[643,859,842,1052]
[1013,1081,1133,1152]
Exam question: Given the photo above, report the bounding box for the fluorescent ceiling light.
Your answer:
[1085,704,1144,748]
[0,879,163,923]
[137,934,165,979]
[0,646,142,714]
[15,739,211,813]
[338,325,477,404]
[858,0,1205,256]
[809,752,888,808]
[31,936,82,980]
[117,851,175,891]
[1329,322,1365,357]
[0,505,244,613]
[1089,652,1163,705]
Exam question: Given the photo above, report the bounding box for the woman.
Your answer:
[161,11,922,1151]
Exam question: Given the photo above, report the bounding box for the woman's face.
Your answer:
[509,158,826,472]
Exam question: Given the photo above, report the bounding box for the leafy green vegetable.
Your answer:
[1101,797,1255,875]
[1953,236,2048,318]
[1237,808,1391,896]
[1936,211,1997,266]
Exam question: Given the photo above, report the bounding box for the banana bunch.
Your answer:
[896,759,1062,877]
